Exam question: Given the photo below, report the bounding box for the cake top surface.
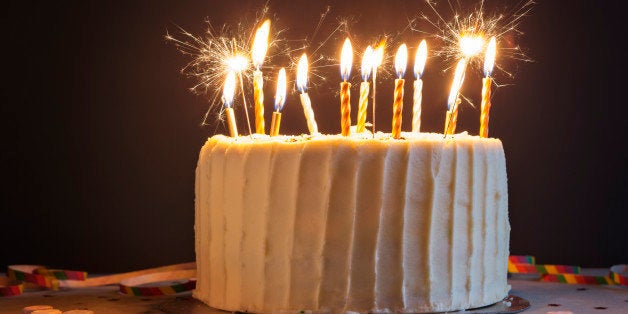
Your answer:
[207,131,502,145]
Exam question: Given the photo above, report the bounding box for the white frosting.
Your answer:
[194,132,510,313]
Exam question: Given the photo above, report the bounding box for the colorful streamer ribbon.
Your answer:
[3,256,625,297]
[2,263,196,297]
[508,255,627,287]
[0,276,23,297]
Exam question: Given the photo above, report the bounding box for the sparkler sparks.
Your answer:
[416,0,534,73]
[167,1,533,132]
[165,6,290,127]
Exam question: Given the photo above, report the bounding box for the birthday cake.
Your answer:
[193,132,510,313]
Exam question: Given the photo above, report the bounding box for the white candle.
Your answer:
[296,53,319,135]
[412,40,427,133]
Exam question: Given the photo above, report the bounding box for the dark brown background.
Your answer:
[2,0,626,272]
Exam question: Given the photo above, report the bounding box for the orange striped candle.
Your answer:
[339,38,353,137]
[391,44,407,139]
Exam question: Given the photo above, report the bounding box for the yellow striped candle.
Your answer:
[480,37,496,138]
[251,20,271,135]
[357,46,373,133]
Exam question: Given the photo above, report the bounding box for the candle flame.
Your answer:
[460,34,484,58]
[361,45,374,81]
[296,53,308,93]
[225,55,248,73]
[274,68,287,112]
[340,38,353,81]
[414,39,427,79]
[447,59,467,110]
[373,44,384,69]
[251,20,271,69]
[484,36,497,77]
[223,71,237,108]
[395,44,408,78]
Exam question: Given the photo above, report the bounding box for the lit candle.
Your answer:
[371,44,384,135]
[226,54,252,136]
[480,37,496,138]
[412,40,427,133]
[251,20,271,134]
[296,53,319,135]
[270,68,287,137]
[391,44,407,139]
[339,38,353,137]
[444,59,467,135]
[357,46,374,133]
[223,71,238,137]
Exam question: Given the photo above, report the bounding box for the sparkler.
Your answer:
[371,43,385,136]
[165,7,289,132]
[444,58,467,136]
[417,0,533,72]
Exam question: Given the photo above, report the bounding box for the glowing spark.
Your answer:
[447,59,467,110]
[275,68,287,112]
[361,45,374,81]
[414,39,427,79]
[225,55,249,72]
[296,53,309,93]
[417,0,534,74]
[395,43,408,78]
[252,20,271,69]
[484,36,497,77]
[460,34,485,58]
[223,71,237,108]
[340,38,353,81]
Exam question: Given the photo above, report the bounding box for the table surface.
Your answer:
[1,270,626,314]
